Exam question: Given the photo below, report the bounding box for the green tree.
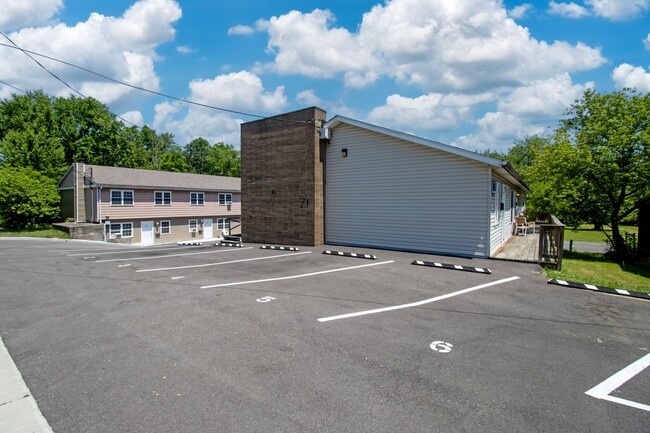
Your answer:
[184,137,211,174]
[160,145,190,172]
[537,89,650,259]
[506,136,549,175]
[206,142,240,177]
[0,90,65,179]
[0,166,61,229]
[53,95,127,167]
[139,126,175,170]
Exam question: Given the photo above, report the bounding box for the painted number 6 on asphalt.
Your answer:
[430,341,453,353]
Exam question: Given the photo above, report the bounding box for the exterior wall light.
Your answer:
[341,148,348,158]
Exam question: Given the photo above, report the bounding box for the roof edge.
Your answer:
[324,115,529,192]
[324,115,505,167]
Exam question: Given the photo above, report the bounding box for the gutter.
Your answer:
[502,161,530,192]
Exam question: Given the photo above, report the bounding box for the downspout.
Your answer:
[99,187,102,222]
[99,186,106,242]
[74,163,78,222]
[487,168,492,257]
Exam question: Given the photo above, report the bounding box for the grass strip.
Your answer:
[545,251,649,294]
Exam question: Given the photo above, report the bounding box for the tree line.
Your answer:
[484,88,649,262]
[1,88,648,262]
[0,90,240,229]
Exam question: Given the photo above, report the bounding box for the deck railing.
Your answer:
[537,215,565,270]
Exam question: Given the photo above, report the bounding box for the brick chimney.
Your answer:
[241,107,327,246]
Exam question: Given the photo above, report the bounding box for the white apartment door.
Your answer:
[203,218,213,239]
[141,221,154,245]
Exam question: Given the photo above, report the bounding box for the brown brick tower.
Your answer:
[240,107,327,246]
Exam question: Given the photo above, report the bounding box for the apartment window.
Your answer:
[155,191,172,205]
[190,192,205,205]
[189,219,198,232]
[160,220,171,235]
[218,193,232,205]
[217,218,230,231]
[111,190,134,206]
[109,222,133,238]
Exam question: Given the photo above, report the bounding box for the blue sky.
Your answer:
[1,0,649,151]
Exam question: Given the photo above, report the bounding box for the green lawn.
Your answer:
[0,226,69,239]
[545,251,650,294]
[563,224,638,243]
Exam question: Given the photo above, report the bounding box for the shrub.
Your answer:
[0,166,60,229]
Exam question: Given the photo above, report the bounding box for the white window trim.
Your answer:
[190,192,205,206]
[217,218,230,230]
[111,189,134,206]
[160,220,171,235]
[109,222,133,238]
[154,191,172,206]
[491,181,500,227]
[189,219,198,232]
[218,193,233,205]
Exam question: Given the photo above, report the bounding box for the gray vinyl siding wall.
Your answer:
[325,124,490,257]
[489,178,515,255]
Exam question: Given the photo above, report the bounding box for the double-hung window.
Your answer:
[218,193,232,205]
[217,218,230,231]
[155,191,172,205]
[190,192,205,205]
[109,222,133,238]
[160,220,171,235]
[111,190,134,206]
[189,219,198,233]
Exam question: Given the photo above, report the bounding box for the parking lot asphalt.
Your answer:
[0,238,648,433]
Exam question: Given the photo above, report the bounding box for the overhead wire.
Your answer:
[0,79,25,94]
[0,41,310,124]
[0,32,139,127]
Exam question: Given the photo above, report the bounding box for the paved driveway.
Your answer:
[0,238,648,432]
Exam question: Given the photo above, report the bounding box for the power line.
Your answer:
[1,32,138,127]
[0,79,25,94]
[0,42,310,124]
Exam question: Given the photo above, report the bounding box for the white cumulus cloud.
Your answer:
[153,71,288,147]
[367,92,495,132]
[497,74,592,118]
[119,110,145,126]
[296,89,322,106]
[0,0,63,31]
[256,9,381,86]
[586,0,650,20]
[509,4,533,19]
[255,0,605,93]
[227,24,255,36]
[612,64,650,92]
[548,1,590,18]
[452,75,591,151]
[0,0,181,105]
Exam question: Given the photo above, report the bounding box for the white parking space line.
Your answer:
[200,260,395,289]
[49,247,129,253]
[585,352,650,412]
[318,276,521,322]
[96,247,253,263]
[67,245,203,257]
[137,251,311,273]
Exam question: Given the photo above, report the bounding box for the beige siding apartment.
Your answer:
[58,163,241,245]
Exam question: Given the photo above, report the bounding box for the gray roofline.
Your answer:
[324,115,530,192]
[324,115,504,167]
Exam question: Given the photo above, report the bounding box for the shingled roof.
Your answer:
[77,164,240,192]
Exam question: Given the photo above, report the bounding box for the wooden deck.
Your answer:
[493,232,539,263]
